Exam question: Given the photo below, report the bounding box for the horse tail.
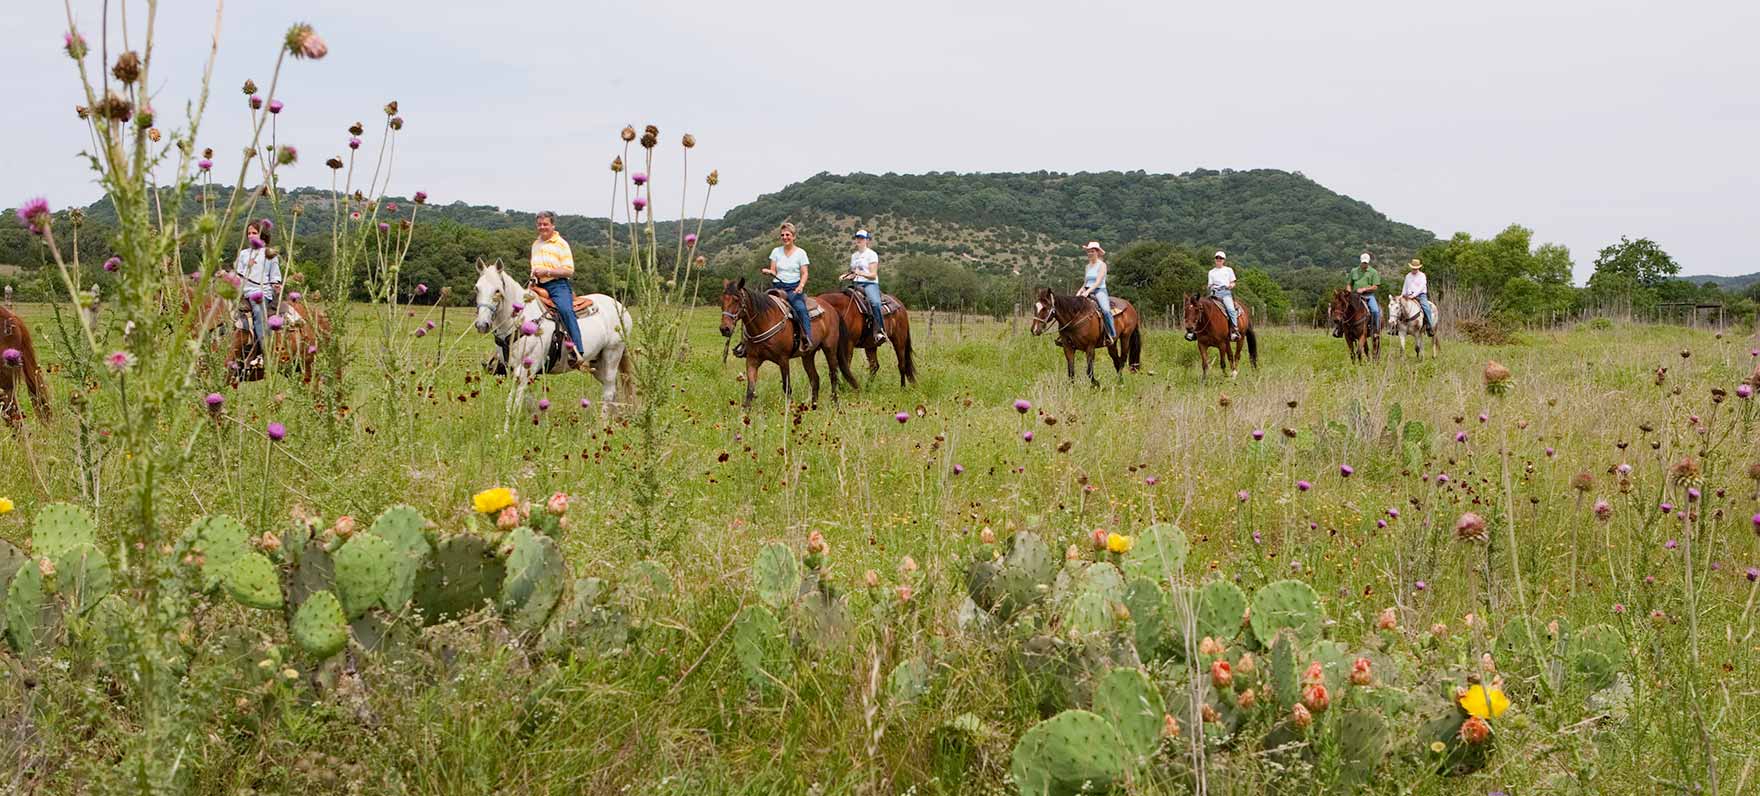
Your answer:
[617,346,636,399]
[1126,324,1142,370]
[1244,327,1259,368]
[900,327,916,382]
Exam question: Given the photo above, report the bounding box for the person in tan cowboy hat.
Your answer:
[1076,241,1116,344]
[1400,257,1435,331]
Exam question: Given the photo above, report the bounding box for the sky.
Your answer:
[4,0,1757,282]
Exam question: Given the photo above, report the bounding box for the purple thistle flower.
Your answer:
[953,464,964,475]
[685,233,698,246]
[1296,480,1312,492]
[414,328,428,338]
[1377,519,1387,529]
[1747,567,1758,582]
[580,398,591,408]
[1660,502,1674,514]
[306,345,317,354]
[103,256,121,272]
[1752,512,1760,529]
[1455,431,1468,443]
[266,422,286,441]
[632,197,647,212]
[1339,464,1354,477]
[268,99,284,114]
[415,283,428,295]
[424,320,436,330]
[1237,490,1250,502]
[198,159,213,171]
[378,222,390,233]
[511,302,524,313]
[1014,399,1031,413]
[249,95,262,110]
[1737,383,1753,399]
[1251,531,1262,544]
[288,291,302,302]
[204,392,224,408]
[1388,508,1400,519]
[1252,428,1264,441]
[267,315,284,331]
[1617,463,1632,475]
[1022,431,1034,442]
[632,172,648,186]
[1437,473,1451,485]
[1665,539,1678,550]
[895,411,909,424]
[1687,487,1700,501]
[1612,603,1626,614]
[246,290,264,304]
[1414,580,1428,591]
[521,320,539,336]
[386,203,398,212]
[414,191,428,204]
[521,356,534,367]
[1545,447,1555,457]
[3,348,23,367]
[258,219,274,233]
[1144,476,1158,486]
[1290,560,1303,573]
[15,197,51,236]
[348,137,362,150]
[538,399,550,411]
[1478,412,1488,423]
[248,235,265,250]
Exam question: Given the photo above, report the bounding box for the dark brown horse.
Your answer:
[1328,289,1377,363]
[1182,293,1259,381]
[828,288,917,389]
[1030,287,1142,386]
[719,279,845,409]
[1,306,51,423]
[226,297,332,384]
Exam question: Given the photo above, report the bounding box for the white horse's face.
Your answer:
[473,268,505,333]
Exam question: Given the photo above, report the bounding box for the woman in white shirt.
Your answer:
[1402,259,1434,330]
[1076,242,1116,344]
[233,221,283,361]
[1206,251,1239,340]
[762,222,813,351]
[839,229,886,343]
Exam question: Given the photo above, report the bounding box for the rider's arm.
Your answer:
[795,264,808,293]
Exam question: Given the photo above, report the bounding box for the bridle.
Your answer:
[1185,298,1216,338]
[477,270,522,346]
[723,290,788,345]
[1032,294,1090,337]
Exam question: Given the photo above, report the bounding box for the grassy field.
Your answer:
[3,300,1758,795]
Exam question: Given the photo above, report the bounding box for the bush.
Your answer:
[1458,316,1518,345]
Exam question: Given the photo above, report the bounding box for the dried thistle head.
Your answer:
[706,169,719,187]
[693,255,707,269]
[202,147,214,159]
[146,127,161,143]
[242,79,258,95]
[1748,462,1760,481]
[1669,456,1700,485]
[67,209,84,226]
[325,156,344,170]
[390,116,404,131]
[112,51,142,84]
[384,100,399,116]
[1570,471,1593,492]
[682,133,696,149]
[1483,360,1512,395]
[644,124,659,139]
[95,91,134,122]
[349,121,365,136]
[610,156,624,173]
[640,131,658,149]
[621,125,637,142]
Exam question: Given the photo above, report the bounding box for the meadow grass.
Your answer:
[2,302,1757,794]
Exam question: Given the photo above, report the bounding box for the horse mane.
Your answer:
[1047,289,1087,317]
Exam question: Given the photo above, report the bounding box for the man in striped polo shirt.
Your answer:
[531,211,585,366]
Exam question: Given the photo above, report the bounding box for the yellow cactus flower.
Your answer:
[0,497,13,514]
[1457,684,1510,719]
[472,487,516,515]
[1106,533,1134,554]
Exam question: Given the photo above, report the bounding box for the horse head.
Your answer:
[1329,289,1355,336]
[719,278,746,338]
[472,261,509,334]
[1029,287,1056,336]
[1181,294,1206,340]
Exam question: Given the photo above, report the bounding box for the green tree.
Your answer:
[1589,236,1678,290]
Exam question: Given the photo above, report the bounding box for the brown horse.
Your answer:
[1030,287,1142,386]
[829,288,918,389]
[1,306,51,423]
[719,279,845,409]
[1328,289,1377,363]
[1182,293,1259,380]
[226,297,332,384]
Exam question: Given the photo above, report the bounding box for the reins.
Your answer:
[727,290,789,346]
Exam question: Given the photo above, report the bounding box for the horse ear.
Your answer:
[736,277,746,290]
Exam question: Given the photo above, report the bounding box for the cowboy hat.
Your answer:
[1408,258,1423,270]
[1083,241,1105,253]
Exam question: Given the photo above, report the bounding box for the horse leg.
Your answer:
[1086,349,1099,388]
[803,349,824,409]
[866,344,880,379]
[780,357,794,407]
[743,360,759,410]
[0,373,18,424]
[1064,346,1076,382]
[597,347,621,405]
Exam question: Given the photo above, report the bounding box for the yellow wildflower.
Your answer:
[1457,684,1510,719]
[0,497,13,515]
[1429,741,1446,754]
[1106,533,1134,554]
[472,487,516,515]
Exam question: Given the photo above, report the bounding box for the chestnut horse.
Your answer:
[1182,293,1259,381]
[719,279,845,409]
[226,297,332,384]
[825,288,918,389]
[1,307,51,423]
[1030,287,1142,386]
[1328,289,1377,363]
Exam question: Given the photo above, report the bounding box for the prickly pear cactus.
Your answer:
[500,527,568,636]
[291,589,348,659]
[796,585,853,651]
[413,534,505,625]
[1092,667,1165,761]
[1269,630,1300,711]
[4,559,50,655]
[185,515,252,591]
[1075,562,1127,604]
[368,504,431,612]
[1061,591,1113,636]
[887,657,933,711]
[1249,579,1324,647]
[992,531,1054,617]
[1121,523,1187,582]
[30,503,96,566]
[1337,709,1389,785]
[0,539,27,589]
[1569,623,1626,688]
[57,543,113,616]
[1124,578,1169,661]
[222,552,283,611]
[732,604,792,691]
[1009,709,1130,796]
[287,544,334,616]
[539,578,629,657]
[751,543,800,612]
[1195,579,1249,643]
[333,532,397,619]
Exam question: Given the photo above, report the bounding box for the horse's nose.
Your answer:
[719,327,731,338]
[474,320,489,333]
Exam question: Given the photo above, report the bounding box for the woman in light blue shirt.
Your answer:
[1076,241,1115,344]
[233,221,282,362]
[762,222,813,351]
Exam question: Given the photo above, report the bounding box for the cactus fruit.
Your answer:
[752,543,801,612]
[29,503,97,566]
[1121,523,1187,582]
[1092,667,1166,761]
[1195,579,1249,643]
[1009,710,1131,796]
[367,504,431,611]
[499,527,568,636]
[332,532,397,619]
[887,657,933,711]
[3,559,50,655]
[185,515,252,591]
[732,604,792,690]
[1337,709,1390,786]
[1124,578,1170,661]
[1250,579,1324,647]
[57,543,113,616]
[990,531,1055,617]
[222,551,283,611]
[413,534,506,625]
[291,589,348,658]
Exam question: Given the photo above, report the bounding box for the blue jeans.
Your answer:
[539,278,585,356]
[247,295,269,354]
[1361,293,1381,331]
[1090,288,1116,339]
[774,280,812,346]
[857,282,885,337]
[1415,292,1435,328]
[1211,287,1239,330]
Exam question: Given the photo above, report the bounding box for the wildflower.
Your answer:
[268,99,285,115]
[100,255,123,273]
[1650,609,1666,624]
[1162,714,1180,738]
[978,527,995,544]
[1612,602,1625,614]
[1290,702,1314,728]
[896,555,919,576]
[1459,715,1492,745]
[1301,684,1332,713]
[1457,684,1510,719]
[1592,499,1612,521]
[0,497,12,514]
[1022,431,1033,442]
[266,422,286,441]
[1237,490,1250,502]
[1746,568,1757,582]
[1455,511,1488,542]
[632,172,648,186]
[39,558,56,578]
[1480,652,1496,672]
[535,398,550,412]
[1659,502,1674,514]
[64,31,88,59]
[1210,659,1233,689]
[521,320,539,336]
[250,95,263,110]
[1483,360,1512,393]
[632,197,647,212]
[863,569,880,588]
[1455,430,1468,443]
[896,583,913,603]
[1416,581,1429,592]
[1376,607,1397,630]
[685,233,699,247]
[1429,741,1447,754]
[414,191,428,205]
[1105,533,1133,554]
[198,158,213,172]
[1350,657,1373,686]
[104,350,137,373]
[611,156,624,173]
[378,222,390,233]
[286,23,328,59]
[1281,427,1298,439]
[268,315,286,332]
[891,410,909,424]
[1296,480,1312,492]
[259,532,282,552]
[1090,528,1110,550]
[1387,507,1400,519]
[953,464,965,475]
[1687,487,1700,502]
[496,506,520,531]
[1339,464,1354,478]
[1571,471,1593,492]
[682,133,696,148]
[1014,399,1031,413]
[1144,475,1158,486]
[276,146,297,166]
[641,124,659,148]
[1302,661,1324,685]
[472,487,517,514]
[15,197,51,236]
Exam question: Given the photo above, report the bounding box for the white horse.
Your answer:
[471,261,633,425]
[1386,294,1440,358]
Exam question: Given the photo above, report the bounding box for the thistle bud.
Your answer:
[706,169,720,186]
[285,23,328,59]
[390,116,404,131]
[384,101,399,116]
[75,105,89,119]
[112,50,143,84]
[243,79,258,95]
[621,125,637,142]
[682,133,696,148]
[611,156,624,173]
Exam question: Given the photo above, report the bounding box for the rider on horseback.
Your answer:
[1402,258,1435,332]
[839,229,886,344]
[530,211,585,368]
[763,222,814,353]
[1348,252,1381,332]
[233,221,282,366]
[1077,242,1116,345]
[1207,251,1239,341]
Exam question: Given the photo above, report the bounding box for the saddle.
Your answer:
[1099,296,1128,317]
[232,301,304,331]
[1205,295,1239,316]
[530,285,596,318]
[845,288,901,318]
[766,290,825,318]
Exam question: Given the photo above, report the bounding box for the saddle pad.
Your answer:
[1105,297,1127,317]
[531,285,597,317]
[1206,296,1239,314]
[768,292,824,318]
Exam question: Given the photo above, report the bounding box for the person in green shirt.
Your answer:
[1347,252,1382,332]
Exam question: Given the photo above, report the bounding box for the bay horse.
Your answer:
[1,306,51,423]
[226,296,332,384]
[1030,287,1142,386]
[1385,294,1440,359]
[471,261,633,424]
[828,288,918,389]
[1181,293,1259,381]
[720,278,844,409]
[1328,289,1378,363]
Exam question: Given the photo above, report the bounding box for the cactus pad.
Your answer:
[751,543,800,612]
[1124,578,1169,661]
[3,559,49,655]
[1121,523,1187,582]
[1092,667,1165,761]
[1075,562,1127,604]
[887,657,933,711]
[1337,709,1389,785]
[1269,630,1300,712]
[732,604,792,690]
[1061,591,1113,636]
[1009,709,1130,796]
[1569,623,1626,688]
[1250,579,1324,647]
[540,577,629,657]
[185,515,252,591]
[291,589,348,659]
[368,504,431,612]
[56,543,113,616]
[413,534,505,624]
[30,503,96,565]
[499,527,568,636]
[992,531,1055,617]
[217,551,282,611]
[333,532,397,619]
[1195,579,1249,643]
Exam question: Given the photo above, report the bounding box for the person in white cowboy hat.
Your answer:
[1347,251,1382,332]
[839,229,886,343]
[1207,250,1239,340]
[1076,241,1116,344]
[1401,257,1435,331]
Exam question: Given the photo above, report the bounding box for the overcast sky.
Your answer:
[5,0,1757,281]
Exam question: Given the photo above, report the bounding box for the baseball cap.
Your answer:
[1360,252,1372,263]
[853,230,871,239]
[1214,251,1227,260]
